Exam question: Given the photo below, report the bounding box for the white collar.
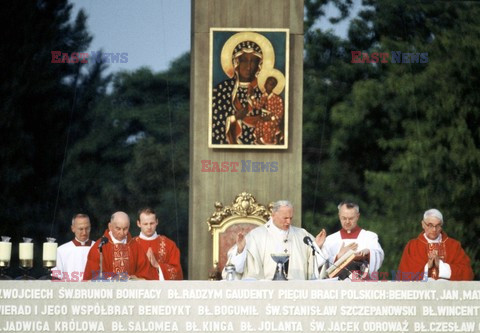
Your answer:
[139,232,158,240]
[74,238,89,246]
[423,233,442,243]
[267,218,290,237]
[109,231,127,244]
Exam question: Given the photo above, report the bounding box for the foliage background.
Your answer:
[1,0,478,279]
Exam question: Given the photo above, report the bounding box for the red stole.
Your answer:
[83,230,158,280]
[397,231,474,281]
[426,242,446,279]
[134,236,183,280]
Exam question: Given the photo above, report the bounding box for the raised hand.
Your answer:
[336,242,358,260]
[315,229,327,248]
[236,233,246,253]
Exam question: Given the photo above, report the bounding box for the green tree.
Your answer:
[59,53,191,275]
[303,0,375,234]
[0,0,95,275]
[303,0,479,278]
[359,1,480,277]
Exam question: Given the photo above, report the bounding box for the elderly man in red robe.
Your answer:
[83,211,159,281]
[133,207,183,280]
[397,208,473,281]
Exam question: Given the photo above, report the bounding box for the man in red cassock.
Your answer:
[83,211,159,281]
[397,208,473,281]
[133,207,183,280]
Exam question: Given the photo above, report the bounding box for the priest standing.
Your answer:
[53,213,93,281]
[322,201,384,276]
[227,200,327,280]
[133,207,183,280]
[397,208,473,281]
[83,211,159,280]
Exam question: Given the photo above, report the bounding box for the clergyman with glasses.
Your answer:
[397,208,473,281]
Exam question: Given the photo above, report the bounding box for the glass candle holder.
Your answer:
[0,236,12,280]
[42,237,57,268]
[19,237,34,268]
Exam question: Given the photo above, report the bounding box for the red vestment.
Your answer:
[133,235,183,280]
[397,231,473,281]
[83,230,159,281]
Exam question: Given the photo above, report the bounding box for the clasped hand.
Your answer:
[147,247,159,268]
[428,250,440,269]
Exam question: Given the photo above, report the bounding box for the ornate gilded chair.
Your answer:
[206,192,272,279]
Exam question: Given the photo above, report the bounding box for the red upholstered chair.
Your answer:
[206,192,271,279]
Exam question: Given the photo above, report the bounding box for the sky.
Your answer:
[71,0,192,73]
[71,0,360,75]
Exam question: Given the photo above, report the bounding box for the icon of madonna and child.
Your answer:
[209,29,289,149]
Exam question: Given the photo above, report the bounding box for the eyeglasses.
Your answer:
[423,221,442,230]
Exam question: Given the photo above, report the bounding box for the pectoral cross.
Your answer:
[113,244,129,273]
[114,254,129,268]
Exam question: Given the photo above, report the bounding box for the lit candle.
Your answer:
[0,236,12,262]
[42,238,57,261]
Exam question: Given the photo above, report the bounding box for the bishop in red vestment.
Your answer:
[397,209,473,281]
[133,207,183,280]
[83,211,159,281]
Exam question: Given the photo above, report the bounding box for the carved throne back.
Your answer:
[206,192,272,277]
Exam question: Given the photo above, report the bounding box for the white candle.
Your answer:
[19,243,34,260]
[0,241,11,261]
[43,242,57,261]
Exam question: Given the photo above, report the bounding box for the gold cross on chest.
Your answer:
[114,254,129,267]
[113,245,129,268]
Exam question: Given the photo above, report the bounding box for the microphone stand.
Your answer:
[304,236,354,280]
[304,237,320,280]
[310,246,319,280]
[98,237,108,281]
[99,246,104,281]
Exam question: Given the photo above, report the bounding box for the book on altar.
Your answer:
[326,249,356,279]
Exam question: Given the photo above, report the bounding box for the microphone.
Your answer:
[303,236,320,254]
[303,236,313,246]
[98,237,108,252]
